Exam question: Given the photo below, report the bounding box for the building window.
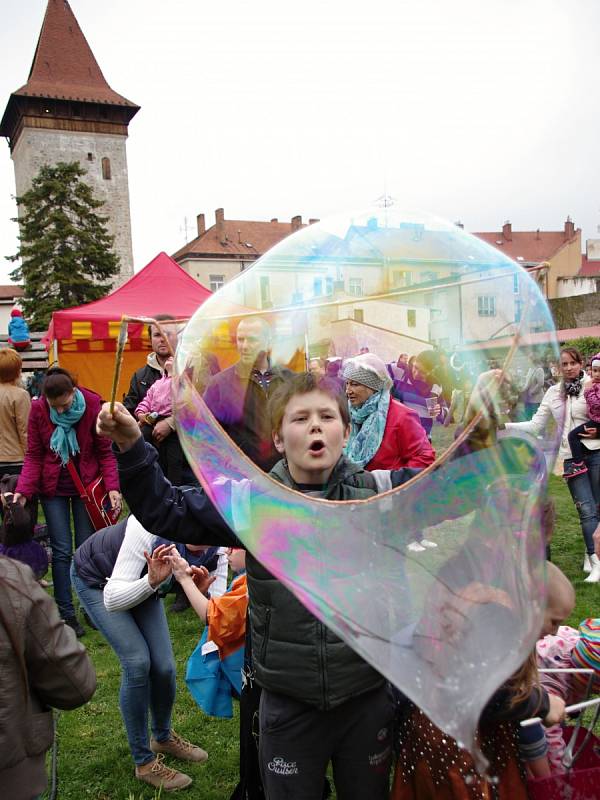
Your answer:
[478,295,496,317]
[407,309,417,328]
[313,278,323,296]
[325,276,333,295]
[260,276,271,307]
[514,298,523,322]
[209,274,225,292]
[348,278,363,297]
[101,157,111,180]
[354,309,364,323]
[421,271,439,283]
[87,152,93,161]
[513,273,519,293]
[392,270,412,288]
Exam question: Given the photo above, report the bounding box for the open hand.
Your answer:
[190,565,217,596]
[144,543,176,588]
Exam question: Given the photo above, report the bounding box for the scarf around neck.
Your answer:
[49,388,86,465]
[563,371,585,398]
[344,389,390,468]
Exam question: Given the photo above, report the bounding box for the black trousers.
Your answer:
[259,684,393,800]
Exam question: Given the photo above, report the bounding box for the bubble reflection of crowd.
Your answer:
[1,319,600,799]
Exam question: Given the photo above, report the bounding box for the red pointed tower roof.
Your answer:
[14,0,137,107]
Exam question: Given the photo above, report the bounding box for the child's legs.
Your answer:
[259,690,331,800]
[567,422,593,463]
[330,685,393,800]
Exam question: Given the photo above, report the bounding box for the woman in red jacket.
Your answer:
[343,353,436,471]
[14,367,120,636]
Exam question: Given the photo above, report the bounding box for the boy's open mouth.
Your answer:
[308,440,325,454]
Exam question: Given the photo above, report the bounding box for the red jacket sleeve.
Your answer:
[88,394,119,492]
[16,401,45,498]
[395,406,436,468]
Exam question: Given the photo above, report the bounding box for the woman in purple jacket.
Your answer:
[14,367,120,636]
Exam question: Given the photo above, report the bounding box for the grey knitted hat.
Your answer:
[342,353,392,392]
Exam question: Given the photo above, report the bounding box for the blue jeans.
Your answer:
[41,496,94,619]
[71,564,176,765]
[567,447,600,554]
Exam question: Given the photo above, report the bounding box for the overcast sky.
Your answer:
[1,0,599,283]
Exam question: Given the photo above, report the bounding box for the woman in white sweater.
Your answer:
[71,516,225,792]
[506,347,600,582]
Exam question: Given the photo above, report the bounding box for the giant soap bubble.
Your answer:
[173,203,560,764]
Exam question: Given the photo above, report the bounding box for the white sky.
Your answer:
[1,0,599,282]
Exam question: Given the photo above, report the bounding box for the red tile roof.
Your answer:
[173,219,306,260]
[0,286,24,300]
[13,0,137,107]
[579,255,600,277]
[473,229,577,264]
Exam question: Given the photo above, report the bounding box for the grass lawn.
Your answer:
[41,474,598,799]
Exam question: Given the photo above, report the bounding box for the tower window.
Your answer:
[101,157,111,180]
[87,152,93,161]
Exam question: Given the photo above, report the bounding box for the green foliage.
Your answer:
[7,161,119,330]
[562,337,600,359]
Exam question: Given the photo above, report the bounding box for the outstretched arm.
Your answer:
[98,402,240,548]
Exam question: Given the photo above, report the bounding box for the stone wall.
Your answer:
[549,289,600,330]
[12,127,134,286]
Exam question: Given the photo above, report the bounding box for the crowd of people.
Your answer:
[0,312,599,799]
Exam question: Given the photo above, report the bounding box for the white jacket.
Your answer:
[506,377,600,473]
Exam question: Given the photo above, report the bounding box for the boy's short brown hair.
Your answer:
[268,372,349,435]
[0,348,22,383]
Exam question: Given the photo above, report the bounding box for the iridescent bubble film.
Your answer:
[173,204,560,762]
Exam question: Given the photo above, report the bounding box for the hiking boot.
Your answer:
[64,616,85,638]
[563,459,588,479]
[170,586,191,613]
[151,730,208,763]
[135,754,192,792]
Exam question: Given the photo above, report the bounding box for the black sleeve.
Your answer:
[122,371,143,415]
[116,437,241,548]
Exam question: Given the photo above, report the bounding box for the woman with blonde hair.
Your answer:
[0,348,30,477]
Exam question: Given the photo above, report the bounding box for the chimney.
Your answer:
[309,218,320,225]
[196,213,205,237]
[215,208,226,244]
[291,215,302,232]
[270,218,278,223]
[454,220,464,229]
[502,221,512,241]
[536,228,541,240]
[564,216,575,241]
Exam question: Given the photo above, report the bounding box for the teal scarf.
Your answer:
[344,389,390,468]
[49,388,86,465]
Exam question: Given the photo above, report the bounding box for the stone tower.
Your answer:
[0,0,139,285]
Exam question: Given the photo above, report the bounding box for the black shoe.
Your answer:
[83,611,96,630]
[170,590,190,613]
[64,616,85,637]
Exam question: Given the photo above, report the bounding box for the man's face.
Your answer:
[150,325,172,359]
[236,319,270,367]
[273,390,349,484]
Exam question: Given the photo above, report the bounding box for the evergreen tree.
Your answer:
[7,161,119,330]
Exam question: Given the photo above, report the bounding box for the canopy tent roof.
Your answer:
[48,252,212,341]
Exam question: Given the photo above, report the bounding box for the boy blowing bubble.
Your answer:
[97,371,520,799]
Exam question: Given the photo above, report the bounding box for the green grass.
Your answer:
[42,461,598,798]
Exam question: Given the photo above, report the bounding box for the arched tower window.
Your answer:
[101,157,111,180]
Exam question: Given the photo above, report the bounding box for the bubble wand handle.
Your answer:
[109,318,129,414]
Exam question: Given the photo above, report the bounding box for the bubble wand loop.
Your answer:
[108,315,190,412]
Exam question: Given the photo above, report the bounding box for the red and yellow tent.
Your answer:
[45,252,211,400]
